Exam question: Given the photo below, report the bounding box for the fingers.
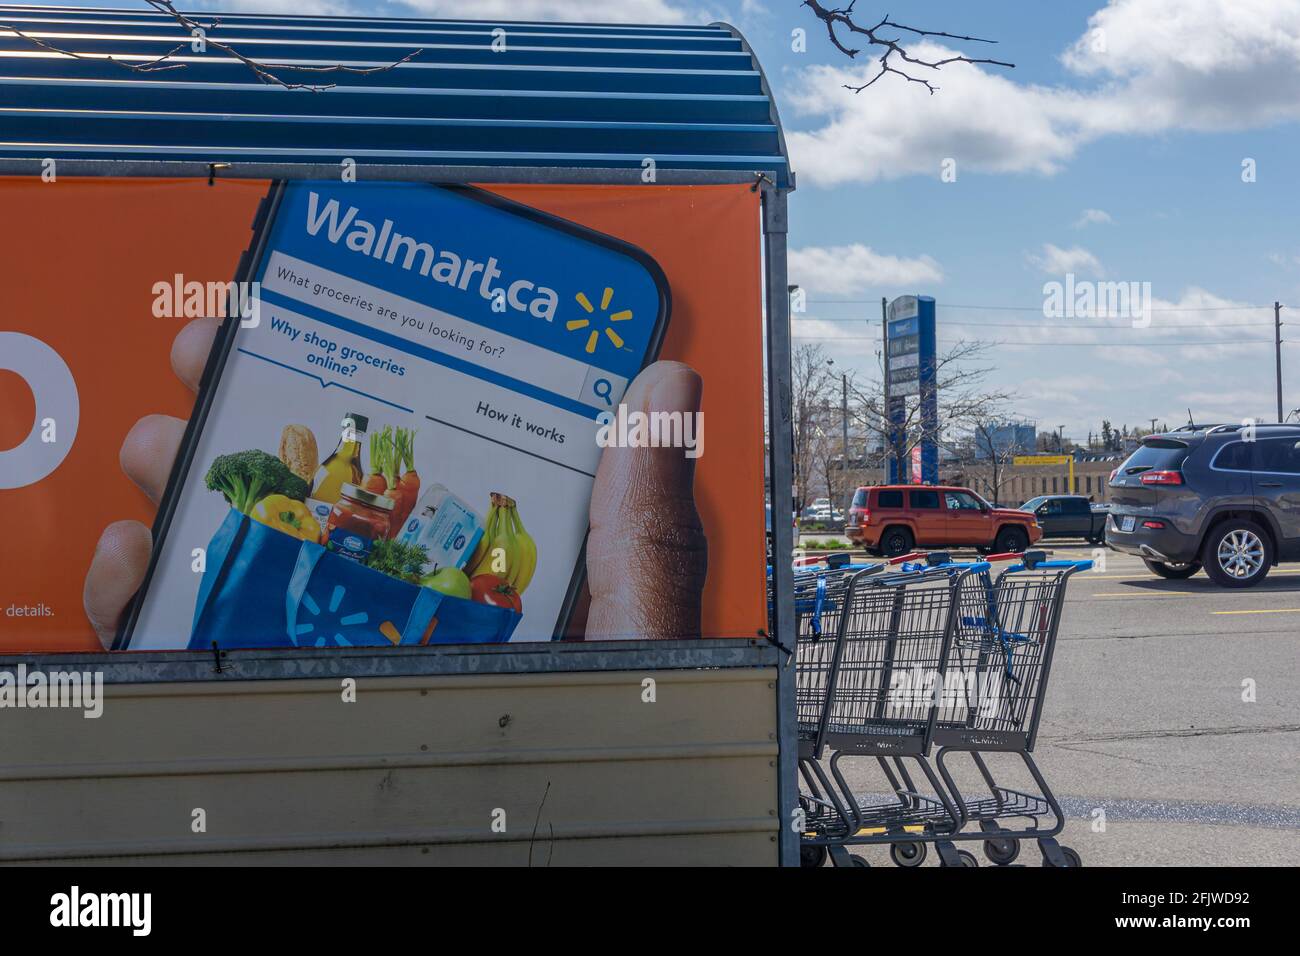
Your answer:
[83,520,152,649]
[586,361,708,640]
[120,414,188,505]
[170,316,221,393]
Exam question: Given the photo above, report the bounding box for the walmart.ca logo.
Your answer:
[569,287,632,354]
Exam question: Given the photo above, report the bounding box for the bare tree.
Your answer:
[1,0,421,91]
[847,339,1015,479]
[968,417,1024,506]
[802,1,1014,94]
[791,343,840,510]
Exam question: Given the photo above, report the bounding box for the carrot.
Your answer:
[390,428,420,534]
[379,426,405,537]
[363,429,387,494]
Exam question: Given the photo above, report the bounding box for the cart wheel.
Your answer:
[850,855,870,867]
[1041,845,1082,868]
[889,841,928,868]
[983,837,1021,866]
[957,849,979,868]
[800,844,828,868]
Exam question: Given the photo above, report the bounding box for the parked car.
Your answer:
[1106,423,1300,587]
[1020,495,1108,544]
[846,484,1042,557]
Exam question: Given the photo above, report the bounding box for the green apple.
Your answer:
[421,566,471,600]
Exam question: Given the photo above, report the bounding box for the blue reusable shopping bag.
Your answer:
[189,510,520,649]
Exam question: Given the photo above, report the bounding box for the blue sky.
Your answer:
[56,0,1300,439]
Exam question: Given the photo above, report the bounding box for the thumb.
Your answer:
[586,361,707,640]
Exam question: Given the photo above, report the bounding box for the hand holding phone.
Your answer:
[84,316,706,647]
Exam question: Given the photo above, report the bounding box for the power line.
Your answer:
[797,317,1274,328]
[806,299,1274,312]
[791,336,1274,347]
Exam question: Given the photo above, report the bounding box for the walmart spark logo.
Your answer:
[569,287,632,354]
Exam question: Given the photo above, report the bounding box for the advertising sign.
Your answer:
[885,295,939,485]
[0,178,766,652]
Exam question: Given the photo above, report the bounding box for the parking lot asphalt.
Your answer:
[803,539,1300,867]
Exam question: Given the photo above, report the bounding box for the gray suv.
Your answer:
[1106,423,1300,587]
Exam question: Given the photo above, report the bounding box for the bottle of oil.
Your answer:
[311,412,369,505]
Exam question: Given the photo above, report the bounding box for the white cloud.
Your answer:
[788,0,1300,186]
[789,315,880,358]
[1074,208,1113,228]
[1029,243,1104,277]
[789,243,942,295]
[786,51,1085,186]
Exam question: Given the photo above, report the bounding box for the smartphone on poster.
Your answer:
[116,181,669,650]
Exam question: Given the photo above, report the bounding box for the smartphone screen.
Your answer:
[119,181,669,649]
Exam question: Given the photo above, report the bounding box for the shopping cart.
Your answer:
[797,550,1091,867]
[928,552,1092,867]
[798,553,981,867]
[789,560,885,846]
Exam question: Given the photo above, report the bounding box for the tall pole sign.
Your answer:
[886,295,938,484]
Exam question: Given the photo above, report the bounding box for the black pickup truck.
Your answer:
[1019,495,1108,544]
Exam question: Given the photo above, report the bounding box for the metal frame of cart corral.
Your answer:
[0,5,800,865]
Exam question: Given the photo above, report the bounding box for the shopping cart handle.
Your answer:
[1007,558,1094,573]
[886,551,928,565]
[1020,549,1048,569]
[924,551,951,566]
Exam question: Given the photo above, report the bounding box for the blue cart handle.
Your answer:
[1006,559,1093,573]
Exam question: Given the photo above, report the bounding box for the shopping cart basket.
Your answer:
[790,561,885,839]
[799,554,982,866]
[927,552,1092,867]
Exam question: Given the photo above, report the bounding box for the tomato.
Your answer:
[470,574,522,613]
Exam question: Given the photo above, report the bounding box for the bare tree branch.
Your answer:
[2,0,423,91]
[802,0,1014,94]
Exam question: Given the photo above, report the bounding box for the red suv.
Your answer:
[846,485,1042,557]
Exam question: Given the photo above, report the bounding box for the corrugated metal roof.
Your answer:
[0,4,791,186]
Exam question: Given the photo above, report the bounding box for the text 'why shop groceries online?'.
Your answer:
[260,253,626,410]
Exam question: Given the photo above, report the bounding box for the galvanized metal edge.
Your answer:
[0,638,778,684]
[761,186,798,866]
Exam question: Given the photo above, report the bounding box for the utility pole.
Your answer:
[1276,301,1285,423]
[841,372,850,500]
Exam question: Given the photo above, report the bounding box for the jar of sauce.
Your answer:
[325,484,394,563]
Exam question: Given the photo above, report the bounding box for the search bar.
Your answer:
[262,251,626,410]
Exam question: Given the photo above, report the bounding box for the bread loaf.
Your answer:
[279,425,319,483]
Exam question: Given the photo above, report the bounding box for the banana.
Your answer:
[469,493,515,580]
[467,503,497,572]
[465,494,536,595]
[509,506,538,594]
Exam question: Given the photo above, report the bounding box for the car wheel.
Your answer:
[880,527,914,557]
[1201,520,1272,588]
[1142,558,1201,580]
[993,526,1029,554]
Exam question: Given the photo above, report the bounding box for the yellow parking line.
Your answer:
[1082,568,1300,580]
[1092,591,1193,597]
[1211,608,1300,615]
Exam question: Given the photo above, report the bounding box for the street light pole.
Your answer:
[841,372,850,487]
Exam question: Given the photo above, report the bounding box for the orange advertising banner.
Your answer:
[0,178,765,653]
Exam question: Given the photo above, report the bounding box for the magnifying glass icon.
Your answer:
[593,378,613,406]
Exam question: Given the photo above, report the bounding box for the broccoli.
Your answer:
[204,449,310,514]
